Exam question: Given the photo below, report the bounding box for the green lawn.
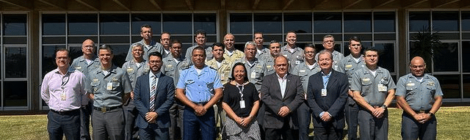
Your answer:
[1,107,470,140]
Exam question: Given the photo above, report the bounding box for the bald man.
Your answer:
[395,56,443,140]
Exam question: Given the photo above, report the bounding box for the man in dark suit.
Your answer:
[261,55,304,140]
[134,52,175,140]
[307,50,348,140]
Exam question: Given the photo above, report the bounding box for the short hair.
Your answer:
[171,39,182,47]
[363,47,379,55]
[323,34,335,41]
[224,33,235,40]
[161,31,171,36]
[131,43,144,51]
[148,51,162,60]
[269,40,281,46]
[274,55,289,65]
[194,30,206,37]
[192,46,206,57]
[304,44,316,53]
[230,62,249,82]
[244,41,257,50]
[141,24,152,31]
[349,36,361,44]
[211,42,225,51]
[98,44,113,54]
[286,30,296,35]
[254,32,263,37]
[55,48,70,58]
[317,50,333,60]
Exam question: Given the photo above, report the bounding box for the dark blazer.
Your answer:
[134,73,175,129]
[307,70,348,129]
[261,73,304,129]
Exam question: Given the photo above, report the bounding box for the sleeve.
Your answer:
[40,73,51,105]
[252,84,260,101]
[307,75,323,117]
[176,70,187,89]
[261,76,282,113]
[337,60,345,73]
[185,47,193,60]
[122,70,133,94]
[350,71,362,92]
[213,71,223,89]
[433,77,444,97]
[125,45,134,61]
[80,73,89,106]
[133,76,148,118]
[286,76,305,111]
[291,65,300,76]
[387,72,396,90]
[85,74,93,94]
[395,77,406,97]
[222,85,231,103]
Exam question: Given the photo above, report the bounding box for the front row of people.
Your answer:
[41,42,443,140]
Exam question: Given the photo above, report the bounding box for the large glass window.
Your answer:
[432,11,459,32]
[344,12,372,32]
[409,12,430,32]
[314,12,342,33]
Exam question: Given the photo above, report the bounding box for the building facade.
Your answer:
[0,0,468,113]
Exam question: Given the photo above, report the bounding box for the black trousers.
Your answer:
[265,117,299,140]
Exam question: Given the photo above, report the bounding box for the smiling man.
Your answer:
[395,56,443,140]
[125,24,164,61]
[280,31,304,72]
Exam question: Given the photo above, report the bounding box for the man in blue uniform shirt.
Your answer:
[176,46,223,140]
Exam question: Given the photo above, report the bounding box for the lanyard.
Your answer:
[236,83,245,101]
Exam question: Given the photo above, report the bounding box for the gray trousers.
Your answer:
[169,103,185,140]
[358,109,388,140]
[92,108,125,140]
[401,112,437,140]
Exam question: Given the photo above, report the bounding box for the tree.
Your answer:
[410,26,442,72]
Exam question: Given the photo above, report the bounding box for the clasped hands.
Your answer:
[193,104,207,116]
[413,113,432,124]
[145,112,158,123]
[235,116,253,127]
[278,106,290,117]
[370,106,386,118]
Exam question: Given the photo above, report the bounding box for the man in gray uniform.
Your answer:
[185,30,213,61]
[337,36,365,140]
[160,40,190,140]
[125,24,164,61]
[396,56,443,140]
[280,31,304,72]
[87,45,132,140]
[235,41,267,91]
[70,39,100,140]
[160,32,172,58]
[254,32,269,59]
[122,43,150,140]
[351,48,396,140]
[291,44,320,140]
[316,35,344,71]
[261,40,282,75]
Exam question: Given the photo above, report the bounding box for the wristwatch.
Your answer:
[381,105,387,110]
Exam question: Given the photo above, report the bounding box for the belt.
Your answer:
[413,110,430,113]
[50,109,80,115]
[93,106,121,113]
[192,101,208,106]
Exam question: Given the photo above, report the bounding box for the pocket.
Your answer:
[91,80,100,92]
[112,81,120,90]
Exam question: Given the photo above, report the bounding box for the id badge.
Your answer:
[107,82,113,90]
[240,100,246,109]
[60,91,66,101]
[321,89,327,96]
[378,84,387,92]
[295,61,300,64]
[251,71,256,78]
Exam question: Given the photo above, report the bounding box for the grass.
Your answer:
[1,107,470,140]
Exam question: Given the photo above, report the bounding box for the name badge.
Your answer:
[107,82,113,90]
[75,66,81,70]
[345,65,352,69]
[321,89,327,96]
[407,82,415,87]
[126,68,133,73]
[240,100,246,109]
[220,74,224,80]
[251,71,256,78]
[267,65,271,68]
[61,91,66,101]
[299,70,306,73]
[378,84,387,92]
[295,61,300,64]
[428,82,435,86]
[362,78,370,82]
[283,54,288,57]
[167,65,172,68]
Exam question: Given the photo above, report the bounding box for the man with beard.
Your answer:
[395,56,443,140]
[307,50,348,140]
[351,48,396,140]
[291,44,321,140]
[125,24,164,61]
[280,31,304,72]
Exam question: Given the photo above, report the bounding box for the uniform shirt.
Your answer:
[206,58,233,85]
[292,61,321,93]
[71,55,100,76]
[280,45,304,72]
[161,54,189,86]
[256,47,270,59]
[185,45,213,61]
[234,58,267,91]
[41,68,88,112]
[223,49,245,63]
[162,48,171,58]
[337,54,365,86]
[395,73,443,111]
[315,50,344,71]
[176,65,223,103]
[222,82,260,117]
[260,55,276,75]
[350,67,396,106]
[122,60,150,89]
[87,65,132,108]
[125,39,164,61]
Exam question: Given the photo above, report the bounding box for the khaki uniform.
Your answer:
[205,58,233,85]
[223,49,245,63]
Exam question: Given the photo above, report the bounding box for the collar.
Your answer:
[321,70,332,77]
[407,73,431,80]
[347,54,363,62]
[276,73,288,80]
[150,71,162,78]
[363,66,382,74]
[56,67,75,75]
[96,65,118,74]
[189,65,209,75]
[78,55,98,62]
[282,45,298,52]
[140,39,155,46]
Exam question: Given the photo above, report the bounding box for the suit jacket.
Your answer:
[260,73,304,129]
[307,70,348,129]
[134,73,175,129]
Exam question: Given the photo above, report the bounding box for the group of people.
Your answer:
[40,24,443,140]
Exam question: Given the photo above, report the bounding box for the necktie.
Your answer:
[150,76,157,112]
